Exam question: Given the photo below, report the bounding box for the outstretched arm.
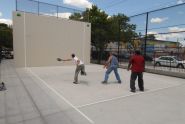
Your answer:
[77,60,80,65]
[57,58,72,61]
[63,59,72,61]
[103,56,112,68]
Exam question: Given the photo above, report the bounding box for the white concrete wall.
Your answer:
[13,11,91,67]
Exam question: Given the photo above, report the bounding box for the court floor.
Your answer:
[0,60,185,124]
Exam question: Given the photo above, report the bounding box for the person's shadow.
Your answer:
[79,80,89,85]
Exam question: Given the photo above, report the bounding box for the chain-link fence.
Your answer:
[91,3,185,73]
[16,0,83,19]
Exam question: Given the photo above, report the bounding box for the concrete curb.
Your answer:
[145,68,185,79]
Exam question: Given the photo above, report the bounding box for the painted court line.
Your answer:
[77,84,184,108]
[27,68,94,124]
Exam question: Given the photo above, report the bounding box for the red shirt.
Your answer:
[130,55,145,72]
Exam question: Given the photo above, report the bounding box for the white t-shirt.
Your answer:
[73,56,84,65]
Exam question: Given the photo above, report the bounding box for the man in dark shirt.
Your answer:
[127,50,145,92]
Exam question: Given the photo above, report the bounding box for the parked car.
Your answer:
[154,56,185,68]
[1,48,13,59]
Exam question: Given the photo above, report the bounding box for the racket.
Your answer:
[57,58,64,61]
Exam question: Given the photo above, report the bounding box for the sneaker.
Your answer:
[118,80,122,83]
[140,89,144,92]
[81,72,87,76]
[101,81,107,84]
[83,73,87,76]
[130,90,136,93]
[73,82,78,84]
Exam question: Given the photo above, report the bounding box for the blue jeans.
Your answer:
[104,65,121,82]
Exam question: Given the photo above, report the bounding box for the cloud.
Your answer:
[148,31,158,35]
[168,27,185,32]
[148,27,185,42]
[147,27,185,46]
[0,12,2,17]
[107,15,111,19]
[155,33,180,41]
[57,12,72,19]
[0,19,12,25]
[63,0,92,8]
[147,31,168,41]
[150,17,168,24]
[177,0,184,4]
[151,33,181,41]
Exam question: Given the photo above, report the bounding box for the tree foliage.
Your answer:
[70,6,110,51]
[0,23,13,49]
[70,6,137,51]
[108,14,137,43]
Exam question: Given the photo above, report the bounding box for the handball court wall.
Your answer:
[13,11,91,67]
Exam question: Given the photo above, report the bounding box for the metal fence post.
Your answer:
[38,1,39,15]
[0,45,1,63]
[57,5,58,18]
[170,59,172,70]
[153,51,156,68]
[16,0,18,11]
[144,12,149,58]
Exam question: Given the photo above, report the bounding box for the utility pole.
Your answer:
[144,12,149,57]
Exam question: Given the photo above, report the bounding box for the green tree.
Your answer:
[0,23,13,49]
[108,14,137,49]
[69,13,82,21]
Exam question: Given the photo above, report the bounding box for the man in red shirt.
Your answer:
[127,50,145,92]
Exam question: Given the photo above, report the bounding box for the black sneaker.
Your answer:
[140,89,144,92]
[101,81,107,84]
[130,90,136,93]
[81,72,87,76]
[118,80,122,83]
[73,82,78,84]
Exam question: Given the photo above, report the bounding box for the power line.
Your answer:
[102,0,119,7]
[102,0,180,17]
[136,23,185,32]
[129,0,180,16]
[103,0,128,10]
[97,0,113,5]
[150,30,185,35]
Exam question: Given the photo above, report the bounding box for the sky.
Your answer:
[0,0,185,23]
[0,0,185,44]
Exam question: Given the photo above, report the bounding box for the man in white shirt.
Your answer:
[63,54,86,84]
